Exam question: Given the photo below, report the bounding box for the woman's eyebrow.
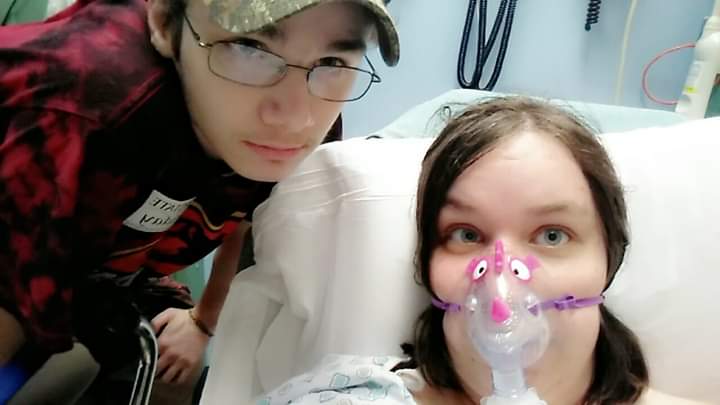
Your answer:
[443,196,477,213]
[444,196,589,217]
[526,202,588,216]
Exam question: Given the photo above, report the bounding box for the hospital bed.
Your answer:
[201,90,720,404]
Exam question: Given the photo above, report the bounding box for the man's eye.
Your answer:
[232,37,266,49]
[449,227,480,244]
[316,57,347,67]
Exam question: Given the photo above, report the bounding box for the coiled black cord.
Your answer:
[585,0,602,31]
[457,0,518,91]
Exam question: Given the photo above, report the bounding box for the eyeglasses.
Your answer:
[183,14,382,102]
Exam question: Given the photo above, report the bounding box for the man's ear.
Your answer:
[146,0,175,58]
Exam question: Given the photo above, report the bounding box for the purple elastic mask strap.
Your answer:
[529,294,605,315]
[431,297,462,313]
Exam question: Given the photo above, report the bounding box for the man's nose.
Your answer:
[258,69,316,133]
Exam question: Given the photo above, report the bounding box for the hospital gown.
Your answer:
[256,355,422,404]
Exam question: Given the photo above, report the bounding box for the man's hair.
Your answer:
[159,0,187,59]
[395,96,649,405]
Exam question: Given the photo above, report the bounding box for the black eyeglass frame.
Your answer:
[182,13,382,102]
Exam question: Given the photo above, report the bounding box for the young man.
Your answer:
[0,0,399,399]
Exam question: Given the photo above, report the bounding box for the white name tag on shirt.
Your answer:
[123,190,195,233]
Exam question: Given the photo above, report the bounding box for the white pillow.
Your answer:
[201,138,431,404]
[601,118,720,401]
[202,119,720,404]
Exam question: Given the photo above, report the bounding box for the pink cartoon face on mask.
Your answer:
[466,240,542,324]
[461,240,550,371]
[429,240,605,371]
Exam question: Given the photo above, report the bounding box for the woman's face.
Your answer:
[429,130,607,400]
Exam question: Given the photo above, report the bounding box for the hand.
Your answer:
[151,307,209,385]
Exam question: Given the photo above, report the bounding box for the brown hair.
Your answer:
[157,0,187,59]
[398,96,648,404]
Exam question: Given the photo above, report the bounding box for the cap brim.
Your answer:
[205,0,399,66]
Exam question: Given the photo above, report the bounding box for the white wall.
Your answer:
[341,0,714,137]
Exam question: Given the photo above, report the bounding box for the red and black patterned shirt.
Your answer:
[0,0,341,352]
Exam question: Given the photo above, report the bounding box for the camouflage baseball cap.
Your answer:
[203,0,400,66]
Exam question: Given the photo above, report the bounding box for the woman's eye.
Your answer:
[534,228,569,247]
[449,228,481,244]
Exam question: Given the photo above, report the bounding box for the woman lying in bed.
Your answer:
[258,97,707,405]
